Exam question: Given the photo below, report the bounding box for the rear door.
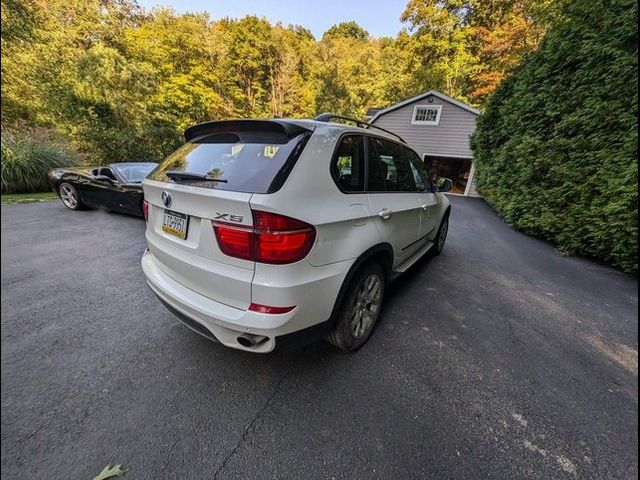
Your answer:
[405,147,440,241]
[366,137,421,266]
[143,121,311,309]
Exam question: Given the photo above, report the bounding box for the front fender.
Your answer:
[437,192,451,220]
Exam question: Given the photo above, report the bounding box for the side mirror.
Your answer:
[95,175,114,184]
[435,177,453,193]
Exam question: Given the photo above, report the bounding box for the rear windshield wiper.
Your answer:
[165,171,228,183]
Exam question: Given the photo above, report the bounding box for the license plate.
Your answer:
[162,210,189,239]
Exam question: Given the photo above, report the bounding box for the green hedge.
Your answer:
[471,0,638,273]
[1,130,80,194]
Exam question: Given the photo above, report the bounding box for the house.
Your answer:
[369,90,480,196]
[364,107,382,121]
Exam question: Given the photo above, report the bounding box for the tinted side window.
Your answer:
[370,138,417,192]
[404,147,433,192]
[366,137,387,192]
[331,135,365,192]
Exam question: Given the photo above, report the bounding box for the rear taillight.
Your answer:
[252,211,316,264]
[142,200,149,222]
[212,210,315,264]
[212,223,253,260]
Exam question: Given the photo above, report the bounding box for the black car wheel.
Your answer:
[431,213,449,256]
[58,183,84,210]
[326,262,385,351]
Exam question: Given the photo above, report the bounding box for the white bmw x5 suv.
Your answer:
[141,115,451,353]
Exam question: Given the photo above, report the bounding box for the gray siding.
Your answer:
[371,94,477,158]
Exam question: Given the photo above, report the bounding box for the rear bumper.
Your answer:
[141,249,349,353]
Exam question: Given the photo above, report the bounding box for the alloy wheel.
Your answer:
[59,184,78,209]
[350,273,382,338]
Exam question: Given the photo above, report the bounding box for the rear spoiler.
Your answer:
[184,119,314,143]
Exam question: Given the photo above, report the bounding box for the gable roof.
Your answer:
[365,107,383,118]
[369,90,480,124]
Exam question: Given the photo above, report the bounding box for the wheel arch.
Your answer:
[54,178,66,195]
[56,176,86,209]
[55,175,75,194]
[327,243,393,328]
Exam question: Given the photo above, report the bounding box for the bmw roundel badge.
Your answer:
[161,191,172,208]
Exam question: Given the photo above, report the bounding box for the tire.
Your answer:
[431,212,450,256]
[326,262,386,351]
[57,182,84,211]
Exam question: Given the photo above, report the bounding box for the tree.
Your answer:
[471,0,638,272]
[400,0,480,102]
[467,0,560,103]
[268,26,319,118]
[400,0,560,104]
[315,29,383,117]
[0,0,38,44]
[323,21,369,41]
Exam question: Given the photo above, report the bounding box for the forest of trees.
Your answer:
[1,0,559,165]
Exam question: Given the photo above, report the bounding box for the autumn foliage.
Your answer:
[1,0,554,165]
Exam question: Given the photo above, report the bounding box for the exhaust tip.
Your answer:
[237,333,267,348]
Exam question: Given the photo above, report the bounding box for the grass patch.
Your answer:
[1,191,57,204]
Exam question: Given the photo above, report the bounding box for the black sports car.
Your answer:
[48,162,158,217]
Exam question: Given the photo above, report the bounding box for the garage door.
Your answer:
[424,155,473,195]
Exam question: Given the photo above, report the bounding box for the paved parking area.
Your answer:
[1,196,637,479]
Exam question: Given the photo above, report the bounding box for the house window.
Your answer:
[412,105,442,125]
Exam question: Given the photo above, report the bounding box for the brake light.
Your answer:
[213,223,253,260]
[212,210,315,264]
[252,211,316,264]
[248,303,296,314]
[142,200,149,222]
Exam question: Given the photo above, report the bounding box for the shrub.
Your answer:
[471,0,638,273]
[1,130,80,194]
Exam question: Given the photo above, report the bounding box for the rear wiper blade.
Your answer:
[165,171,228,182]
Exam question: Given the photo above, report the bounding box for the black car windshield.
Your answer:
[147,133,306,194]
[112,163,158,183]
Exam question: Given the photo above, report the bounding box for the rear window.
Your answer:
[148,133,308,194]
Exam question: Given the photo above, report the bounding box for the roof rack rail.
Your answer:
[314,113,406,143]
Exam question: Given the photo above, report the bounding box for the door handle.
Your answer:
[378,208,392,220]
[421,203,429,211]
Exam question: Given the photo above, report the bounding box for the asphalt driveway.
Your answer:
[1,196,637,479]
